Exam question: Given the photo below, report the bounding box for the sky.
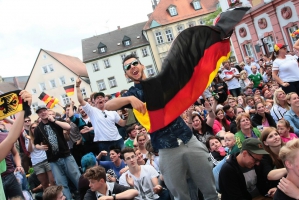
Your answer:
[0,0,154,77]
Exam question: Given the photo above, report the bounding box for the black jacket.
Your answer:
[219,153,268,200]
[251,112,276,128]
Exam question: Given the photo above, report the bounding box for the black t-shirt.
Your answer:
[274,188,296,200]
[193,124,213,144]
[34,121,70,162]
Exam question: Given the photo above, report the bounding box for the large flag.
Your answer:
[0,90,31,120]
[133,7,250,133]
[38,92,51,104]
[64,85,75,97]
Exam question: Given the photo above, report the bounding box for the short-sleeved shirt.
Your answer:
[274,188,296,200]
[98,160,126,180]
[248,73,263,88]
[272,55,299,82]
[220,68,241,90]
[82,103,122,141]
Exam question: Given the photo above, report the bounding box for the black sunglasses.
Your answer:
[123,60,139,71]
[24,120,31,123]
[102,111,107,118]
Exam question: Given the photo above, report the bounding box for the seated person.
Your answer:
[224,132,239,155]
[43,185,65,200]
[206,136,226,167]
[219,138,270,199]
[124,124,137,148]
[96,146,126,182]
[28,172,43,200]
[277,119,298,143]
[84,166,138,200]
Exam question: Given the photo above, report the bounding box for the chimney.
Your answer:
[152,0,158,10]
[117,26,120,30]
[13,77,21,89]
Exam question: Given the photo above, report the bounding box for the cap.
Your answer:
[274,44,287,52]
[93,92,105,100]
[242,138,269,155]
[35,105,47,114]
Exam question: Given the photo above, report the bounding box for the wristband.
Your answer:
[112,194,116,200]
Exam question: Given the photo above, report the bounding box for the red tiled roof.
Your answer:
[144,0,219,30]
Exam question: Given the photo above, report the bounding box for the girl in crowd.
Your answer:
[239,70,252,92]
[227,97,237,108]
[235,113,261,149]
[212,109,230,135]
[277,119,298,143]
[27,122,55,190]
[270,88,289,123]
[206,136,226,167]
[251,102,276,128]
[135,133,148,158]
[134,148,147,165]
[237,95,247,108]
[284,92,299,135]
[253,95,265,104]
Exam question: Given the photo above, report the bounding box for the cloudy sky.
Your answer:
[0,0,154,77]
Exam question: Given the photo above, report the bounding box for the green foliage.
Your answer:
[204,7,222,26]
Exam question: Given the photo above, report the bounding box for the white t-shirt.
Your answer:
[119,165,159,200]
[272,55,299,82]
[220,68,241,90]
[24,134,47,166]
[82,103,122,141]
[244,62,260,75]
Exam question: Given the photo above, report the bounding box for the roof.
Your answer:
[0,82,21,94]
[143,0,219,30]
[82,21,149,63]
[0,76,29,94]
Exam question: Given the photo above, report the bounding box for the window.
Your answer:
[142,48,148,57]
[97,79,106,91]
[288,25,299,44]
[43,54,47,59]
[31,102,38,113]
[155,32,164,44]
[59,76,66,85]
[125,41,130,46]
[92,62,99,72]
[108,77,117,88]
[169,6,178,16]
[188,22,196,28]
[177,25,184,33]
[81,88,87,98]
[100,47,106,53]
[121,54,126,61]
[32,88,37,94]
[49,79,56,88]
[264,35,275,54]
[244,43,255,58]
[42,66,48,74]
[165,29,174,42]
[48,64,54,72]
[70,77,75,83]
[39,83,46,91]
[61,94,70,106]
[146,65,156,77]
[193,1,201,10]
[132,51,137,56]
[103,59,110,68]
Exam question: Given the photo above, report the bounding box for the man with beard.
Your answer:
[76,81,128,161]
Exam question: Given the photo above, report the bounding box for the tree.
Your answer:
[204,7,222,26]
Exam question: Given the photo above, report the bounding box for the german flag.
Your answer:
[46,97,59,109]
[38,92,51,104]
[133,7,250,133]
[0,90,31,120]
[64,85,74,97]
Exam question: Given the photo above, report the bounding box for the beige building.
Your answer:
[143,0,220,71]
[25,49,92,120]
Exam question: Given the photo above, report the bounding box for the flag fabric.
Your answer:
[0,90,31,120]
[133,7,250,133]
[64,85,75,97]
[46,98,59,109]
[38,92,51,104]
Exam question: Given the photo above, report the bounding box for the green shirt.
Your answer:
[0,160,6,199]
[248,73,263,88]
[124,138,134,148]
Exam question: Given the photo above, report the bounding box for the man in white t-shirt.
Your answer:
[220,61,241,97]
[119,148,163,200]
[76,77,128,161]
[244,56,261,75]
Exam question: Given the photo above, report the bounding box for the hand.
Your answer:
[126,174,134,187]
[282,82,290,87]
[129,96,146,114]
[267,187,277,198]
[80,126,90,134]
[119,166,129,175]
[48,115,55,122]
[204,101,212,112]
[278,177,299,199]
[19,90,32,106]
[76,76,81,87]
[40,142,49,151]
[76,140,81,145]
[100,150,107,157]
[122,112,129,119]
[153,185,163,194]
[107,175,116,182]
[15,166,24,174]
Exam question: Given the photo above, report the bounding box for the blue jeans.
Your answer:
[2,172,24,199]
[213,156,228,193]
[98,138,124,161]
[50,155,81,200]
[229,87,241,97]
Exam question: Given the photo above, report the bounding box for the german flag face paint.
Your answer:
[64,85,75,97]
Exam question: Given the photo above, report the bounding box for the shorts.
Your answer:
[33,160,51,175]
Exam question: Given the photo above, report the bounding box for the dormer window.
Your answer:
[168,5,177,16]
[125,40,130,46]
[122,36,131,46]
[98,42,107,53]
[192,0,201,10]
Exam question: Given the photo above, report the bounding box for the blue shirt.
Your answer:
[284,108,299,136]
[98,160,126,179]
[122,83,193,150]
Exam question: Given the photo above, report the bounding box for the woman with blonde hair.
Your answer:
[237,95,247,108]
[284,92,299,135]
[239,70,252,92]
[270,88,289,123]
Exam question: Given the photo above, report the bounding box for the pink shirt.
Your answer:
[281,133,298,143]
[262,118,270,127]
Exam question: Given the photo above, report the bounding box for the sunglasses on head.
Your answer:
[123,60,139,71]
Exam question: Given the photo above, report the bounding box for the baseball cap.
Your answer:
[274,44,287,52]
[35,105,48,114]
[242,138,269,155]
[93,92,105,100]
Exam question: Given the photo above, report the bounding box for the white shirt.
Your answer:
[82,103,122,141]
[96,182,114,198]
[272,55,299,82]
[24,133,47,166]
[244,62,260,75]
[220,68,241,90]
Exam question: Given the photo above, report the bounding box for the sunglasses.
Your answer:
[24,120,31,123]
[102,111,107,118]
[123,60,139,71]
[247,151,262,164]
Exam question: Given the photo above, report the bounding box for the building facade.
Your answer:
[143,0,220,71]
[220,0,299,62]
[82,22,157,95]
[25,49,92,120]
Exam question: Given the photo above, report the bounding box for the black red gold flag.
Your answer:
[64,85,75,97]
[0,90,31,120]
[46,97,59,109]
[134,7,250,133]
[38,92,51,104]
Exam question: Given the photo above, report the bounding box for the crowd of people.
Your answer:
[0,40,299,200]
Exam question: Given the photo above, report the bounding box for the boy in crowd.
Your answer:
[224,132,239,155]
[124,125,137,148]
[43,185,65,200]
